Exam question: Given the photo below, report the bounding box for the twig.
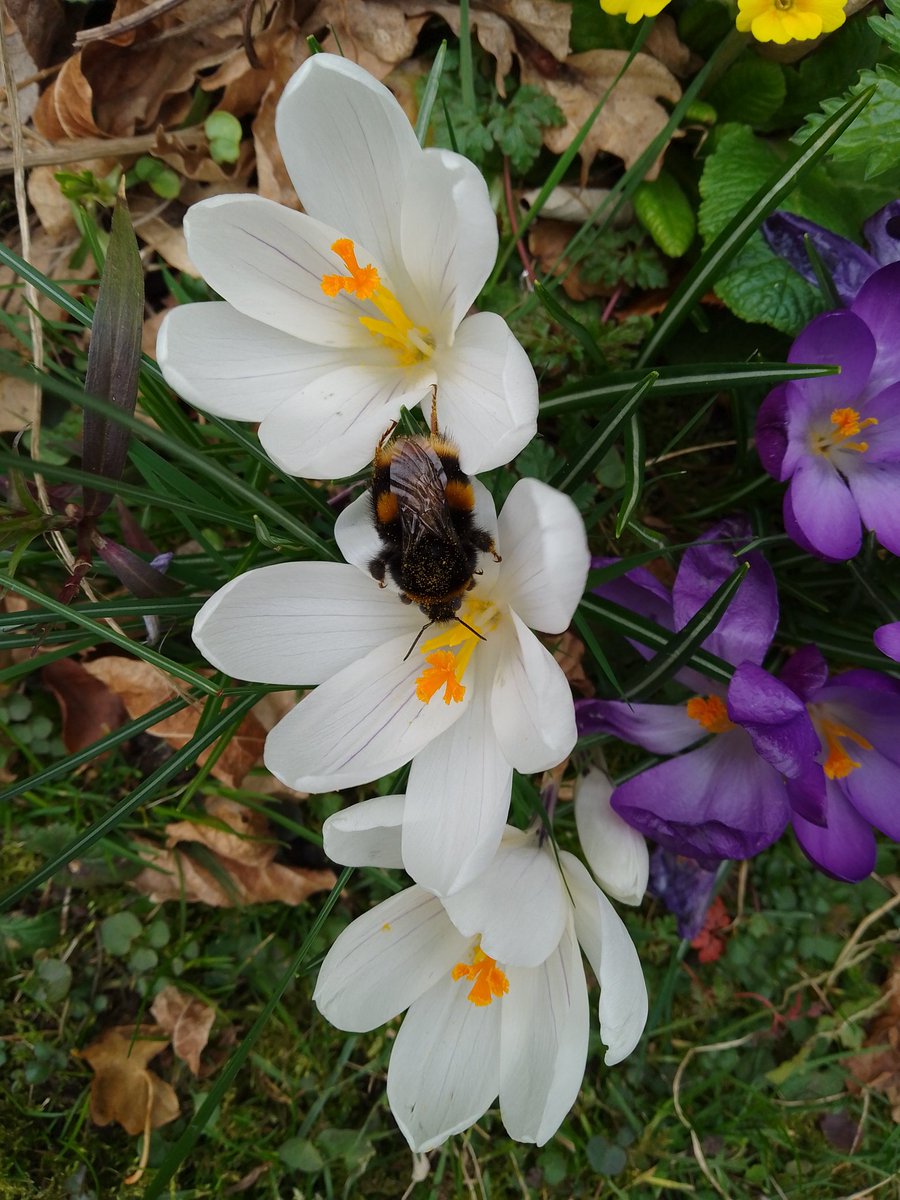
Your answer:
[826,884,900,989]
[74,0,191,45]
[0,127,206,175]
[502,156,535,286]
[647,439,738,467]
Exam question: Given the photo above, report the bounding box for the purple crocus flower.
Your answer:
[874,621,900,662]
[756,262,900,560]
[762,200,900,306]
[576,519,823,868]
[647,848,719,940]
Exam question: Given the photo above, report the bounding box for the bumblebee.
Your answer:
[368,395,498,627]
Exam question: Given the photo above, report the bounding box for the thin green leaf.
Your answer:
[459,0,475,110]
[616,415,646,537]
[416,40,447,144]
[554,371,657,492]
[637,85,876,365]
[0,635,99,684]
[0,571,218,695]
[624,563,749,699]
[534,280,607,370]
[573,609,622,696]
[0,692,258,912]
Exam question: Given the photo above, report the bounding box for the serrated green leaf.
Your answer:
[707,57,786,128]
[869,0,900,52]
[633,171,695,258]
[794,65,900,180]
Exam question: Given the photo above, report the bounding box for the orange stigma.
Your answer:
[820,717,872,779]
[321,238,380,300]
[686,694,734,734]
[814,407,879,456]
[416,650,466,705]
[451,946,509,1007]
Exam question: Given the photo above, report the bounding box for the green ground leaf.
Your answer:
[633,171,695,258]
[707,57,786,128]
[777,16,880,125]
[869,0,900,51]
[100,911,142,956]
[794,64,900,179]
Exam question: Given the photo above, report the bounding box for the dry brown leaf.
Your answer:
[6,0,67,69]
[166,796,277,866]
[549,631,594,698]
[42,658,128,754]
[522,50,681,182]
[527,218,609,301]
[150,986,215,1076]
[644,14,692,78]
[0,373,39,434]
[76,1024,179,1136]
[27,166,78,240]
[846,958,900,1122]
[130,199,197,274]
[313,0,427,81]
[82,656,266,788]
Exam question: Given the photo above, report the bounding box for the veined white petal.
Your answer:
[263,632,468,791]
[562,854,647,1066]
[431,313,538,475]
[192,563,419,685]
[184,195,383,346]
[574,767,649,906]
[258,361,435,480]
[494,479,590,633]
[400,149,497,342]
[443,836,568,967]
[490,613,577,773]
[387,973,501,1152]
[157,303,347,422]
[404,652,512,896]
[313,887,464,1031]
[500,922,589,1145]
[322,796,405,868]
[276,54,419,283]
[335,490,389,582]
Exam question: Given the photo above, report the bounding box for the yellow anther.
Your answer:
[451,946,509,1007]
[686,694,734,734]
[820,717,872,780]
[815,407,879,457]
[414,601,495,707]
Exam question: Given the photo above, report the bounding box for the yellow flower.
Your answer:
[599,0,671,24]
[736,0,846,43]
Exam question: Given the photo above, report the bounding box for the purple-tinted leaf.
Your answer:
[863,199,900,267]
[82,195,143,519]
[95,536,181,598]
[647,847,720,940]
[761,211,878,307]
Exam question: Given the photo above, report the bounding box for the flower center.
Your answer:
[818,716,873,779]
[686,694,734,734]
[813,407,878,458]
[774,0,792,9]
[321,238,434,367]
[414,600,497,706]
[451,945,509,1007]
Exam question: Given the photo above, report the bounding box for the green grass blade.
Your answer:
[1,595,200,627]
[0,691,259,911]
[637,84,876,365]
[616,414,646,537]
[142,865,354,1199]
[416,40,447,144]
[458,0,475,110]
[534,280,607,370]
[554,371,657,491]
[0,571,217,695]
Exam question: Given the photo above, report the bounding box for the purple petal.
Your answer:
[788,311,876,409]
[785,759,827,826]
[777,644,829,701]
[845,462,900,555]
[851,263,900,394]
[874,621,900,662]
[575,699,702,754]
[830,667,900,696]
[792,781,876,883]
[762,211,878,306]
[610,730,790,868]
[863,200,900,267]
[647,848,720,940]
[592,560,674,656]
[786,456,862,560]
[782,488,835,560]
[862,383,900,464]
[672,518,778,668]
[755,385,790,480]
[726,662,821,779]
[815,685,900,765]
[841,748,900,840]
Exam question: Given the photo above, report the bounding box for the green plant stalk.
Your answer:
[416,40,447,144]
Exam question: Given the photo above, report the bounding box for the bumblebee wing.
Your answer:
[390,440,459,551]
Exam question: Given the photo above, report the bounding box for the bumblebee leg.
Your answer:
[369,555,389,588]
[377,421,398,452]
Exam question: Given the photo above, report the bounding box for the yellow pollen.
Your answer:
[320,238,434,367]
[414,600,495,706]
[686,695,734,734]
[814,407,878,457]
[381,923,392,932]
[451,946,509,1007]
[820,717,872,780]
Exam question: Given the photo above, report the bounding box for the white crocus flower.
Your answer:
[156,53,537,480]
[315,797,648,1152]
[192,478,589,895]
[574,766,649,906]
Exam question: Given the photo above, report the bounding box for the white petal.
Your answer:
[157,302,347,422]
[500,923,589,1145]
[263,632,468,790]
[562,854,647,1066]
[184,195,380,346]
[387,974,501,1152]
[400,149,497,342]
[313,886,464,1031]
[443,837,568,967]
[322,795,405,868]
[432,312,538,475]
[490,613,577,773]
[276,54,419,280]
[574,767,650,906]
[404,652,512,896]
[192,562,418,685]
[495,479,590,634]
[258,361,435,480]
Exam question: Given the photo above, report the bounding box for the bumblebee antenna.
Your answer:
[403,621,433,661]
[454,615,486,642]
